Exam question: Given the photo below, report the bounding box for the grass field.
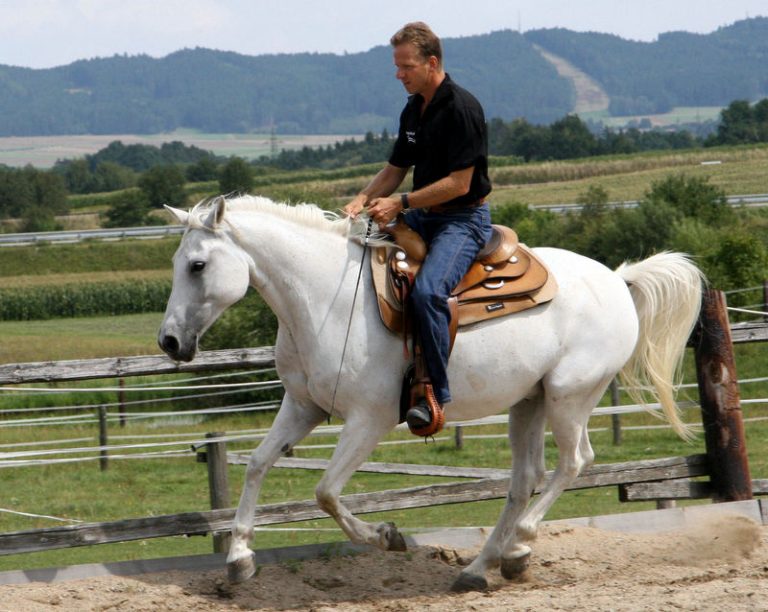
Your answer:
[30,142,768,235]
[2,269,170,288]
[490,146,768,207]
[0,132,363,169]
[579,106,724,128]
[0,312,162,363]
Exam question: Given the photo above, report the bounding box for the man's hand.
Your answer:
[343,194,368,218]
[342,164,408,220]
[366,196,402,226]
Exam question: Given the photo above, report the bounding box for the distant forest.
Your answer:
[1,18,768,136]
[525,18,768,115]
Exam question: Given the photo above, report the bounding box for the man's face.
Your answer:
[393,42,434,95]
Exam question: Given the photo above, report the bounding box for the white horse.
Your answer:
[158,194,703,592]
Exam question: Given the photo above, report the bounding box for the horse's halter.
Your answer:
[329,217,374,421]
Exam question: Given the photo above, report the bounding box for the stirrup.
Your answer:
[407,384,445,437]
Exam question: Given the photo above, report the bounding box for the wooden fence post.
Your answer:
[693,289,753,502]
[609,379,622,446]
[97,406,109,471]
[118,377,126,428]
[454,425,464,450]
[205,432,231,553]
[763,280,768,322]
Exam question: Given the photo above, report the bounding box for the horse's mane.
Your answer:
[188,194,385,245]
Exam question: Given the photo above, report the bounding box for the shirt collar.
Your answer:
[430,73,453,107]
[409,73,453,111]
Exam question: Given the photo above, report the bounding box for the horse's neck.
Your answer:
[231,212,360,336]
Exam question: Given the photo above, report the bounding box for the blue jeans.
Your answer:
[404,204,492,404]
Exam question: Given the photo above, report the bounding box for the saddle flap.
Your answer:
[452,247,531,296]
[457,271,558,326]
[456,247,548,302]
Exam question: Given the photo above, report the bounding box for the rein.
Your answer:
[329,217,374,421]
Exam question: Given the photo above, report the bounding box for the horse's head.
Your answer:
[158,197,251,362]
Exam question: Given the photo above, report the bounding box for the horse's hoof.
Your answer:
[500,552,530,579]
[450,570,488,592]
[382,521,407,551]
[227,552,257,584]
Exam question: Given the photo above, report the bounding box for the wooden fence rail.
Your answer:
[0,455,708,556]
[0,347,276,385]
[0,320,764,386]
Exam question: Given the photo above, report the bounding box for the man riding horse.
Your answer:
[344,21,493,435]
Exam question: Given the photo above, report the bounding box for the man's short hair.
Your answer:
[390,22,443,67]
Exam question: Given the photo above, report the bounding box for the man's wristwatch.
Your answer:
[400,193,410,210]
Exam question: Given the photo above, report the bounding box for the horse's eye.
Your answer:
[191,261,206,273]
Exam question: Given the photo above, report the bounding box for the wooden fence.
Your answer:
[0,289,765,557]
[0,455,712,556]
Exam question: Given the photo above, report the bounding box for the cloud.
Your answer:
[0,0,234,67]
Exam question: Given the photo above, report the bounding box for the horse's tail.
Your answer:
[615,252,704,440]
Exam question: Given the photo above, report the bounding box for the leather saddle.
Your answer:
[371,215,558,337]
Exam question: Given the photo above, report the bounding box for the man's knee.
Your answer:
[410,289,429,315]
[411,283,445,313]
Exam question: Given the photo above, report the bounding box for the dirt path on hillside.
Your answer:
[1,514,766,611]
[534,44,610,114]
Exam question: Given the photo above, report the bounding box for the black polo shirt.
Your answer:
[389,74,491,208]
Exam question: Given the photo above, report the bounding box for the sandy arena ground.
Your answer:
[1,514,766,611]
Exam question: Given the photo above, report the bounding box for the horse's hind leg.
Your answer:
[502,376,610,565]
[227,394,326,582]
[453,390,547,592]
[314,413,405,551]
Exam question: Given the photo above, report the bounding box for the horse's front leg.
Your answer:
[227,394,326,582]
[315,412,405,551]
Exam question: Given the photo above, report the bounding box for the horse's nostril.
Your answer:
[160,334,180,355]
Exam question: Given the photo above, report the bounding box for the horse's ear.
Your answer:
[204,196,226,229]
[164,205,190,225]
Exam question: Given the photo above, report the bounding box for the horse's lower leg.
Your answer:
[453,397,546,592]
[505,380,608,552]
[227,396,325,582]
[315,415,404,550]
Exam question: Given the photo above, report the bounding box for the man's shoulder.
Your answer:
[442,76,483,113]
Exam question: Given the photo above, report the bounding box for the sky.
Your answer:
[0,0,766,69]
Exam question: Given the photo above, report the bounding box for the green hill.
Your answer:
[0,31,568,136]
[1,18,768,136]
[526,18,768,116]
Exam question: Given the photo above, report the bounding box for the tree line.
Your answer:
[3,96,768,230]
[492,173,766,301]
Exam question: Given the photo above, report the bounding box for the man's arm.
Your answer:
[343,164,409,218]
[365,166,473,226]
